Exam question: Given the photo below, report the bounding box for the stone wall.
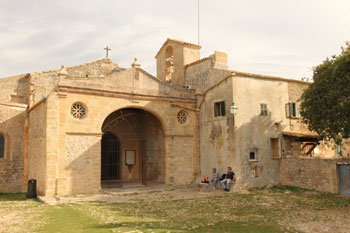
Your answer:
[0,74,28,193]
[0,74,28,104]
[40,86,198,195]
[232,76,289,189]
[28,102,47,195]
[29,72,59,107]
[66,58,119,77]
[287,81,309,132]
[280,156,350,193]
[0,107,26,193]
[65,134,101,194]
[200,77,237,184]
[185,59,231,93]
[165,135,195,185]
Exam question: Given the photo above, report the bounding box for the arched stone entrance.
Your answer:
[101,108,165,188]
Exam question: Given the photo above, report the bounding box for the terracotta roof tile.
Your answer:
[231,70,311,84]
[282,131,319,138]
[185,57,211,68]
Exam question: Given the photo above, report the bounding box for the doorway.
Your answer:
[101,133,121,188]
[338,164,350,195]
[101,108,165,188]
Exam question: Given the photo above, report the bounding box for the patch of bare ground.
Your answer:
[3,186,350,233]
[0,198,44,232]
[281,209,350,233]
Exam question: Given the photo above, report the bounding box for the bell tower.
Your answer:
[155,39,201,86]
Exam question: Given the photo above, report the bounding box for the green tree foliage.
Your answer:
[300,42,350,144]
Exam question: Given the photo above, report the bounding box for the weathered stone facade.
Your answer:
[0,38,348,196]
[280,156,350,194]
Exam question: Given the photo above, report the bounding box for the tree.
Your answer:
[300,42,350,144]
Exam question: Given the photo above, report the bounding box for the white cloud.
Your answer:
[0,0,349,80]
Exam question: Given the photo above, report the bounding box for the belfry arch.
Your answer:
[101,108,165,188]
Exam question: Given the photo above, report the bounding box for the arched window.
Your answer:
[166,46,173,58]
[0,134,4,158]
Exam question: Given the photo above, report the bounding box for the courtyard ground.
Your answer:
[0,185,350,233]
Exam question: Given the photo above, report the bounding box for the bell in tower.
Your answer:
[155,39,201,86]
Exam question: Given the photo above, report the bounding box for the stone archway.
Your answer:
[101,108,165,188]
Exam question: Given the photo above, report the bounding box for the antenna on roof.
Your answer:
[198,0,200,45]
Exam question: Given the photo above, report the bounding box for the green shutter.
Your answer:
[221,101,226,116]
[289,102,293,117]
[214,103,217,117]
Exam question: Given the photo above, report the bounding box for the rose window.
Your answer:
[70,102,87,119]
[177,110,187,124]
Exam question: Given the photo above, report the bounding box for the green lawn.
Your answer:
[1,186,350,233]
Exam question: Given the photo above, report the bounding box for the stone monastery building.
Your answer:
[1,38,349,196]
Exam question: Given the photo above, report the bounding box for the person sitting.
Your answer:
[209,168,220,189]
[220,166,236,192]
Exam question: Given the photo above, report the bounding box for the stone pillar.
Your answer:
[45,94,60,196]
[56,93,68,195]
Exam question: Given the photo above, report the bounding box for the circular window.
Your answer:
[70,102,87,120]
[177,110,187,124]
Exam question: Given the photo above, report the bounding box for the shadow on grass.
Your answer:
[0,193,28,201]
[93,220,293,233]
[270,185,308,193]
[93,222,174,232]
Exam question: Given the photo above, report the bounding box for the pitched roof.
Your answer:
[155,38,201,58]
[184,57,211,68]
[28,58,116,76]
[231,70,311,84]
[282,131,319,139]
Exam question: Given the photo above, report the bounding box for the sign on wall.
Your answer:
[125,150,136,165]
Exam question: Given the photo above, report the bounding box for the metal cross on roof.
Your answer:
[104,46,111,58]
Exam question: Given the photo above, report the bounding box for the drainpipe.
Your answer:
[23,117,29,191]
[196,110,201,179]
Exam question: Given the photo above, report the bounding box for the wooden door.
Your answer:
[141,140,147,185]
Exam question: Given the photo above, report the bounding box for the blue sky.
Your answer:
[0,0,349,80]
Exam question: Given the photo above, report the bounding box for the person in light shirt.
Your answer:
[209,168,220,189]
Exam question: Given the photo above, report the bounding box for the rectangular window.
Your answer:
[214,101,226,117]
[286,102,299,118]
[249,151,257,161]
[271,138,281,159]
[0,134,4,159]
[260,103,267,116]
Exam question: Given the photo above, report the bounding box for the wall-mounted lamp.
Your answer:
[230,103,238,115]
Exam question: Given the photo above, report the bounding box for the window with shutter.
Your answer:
[214,103,218,117]
[287,102,300,118]
[221,101,226,116]
[214,101,226,117]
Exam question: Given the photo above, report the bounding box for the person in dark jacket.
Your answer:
[220,167,236,192]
